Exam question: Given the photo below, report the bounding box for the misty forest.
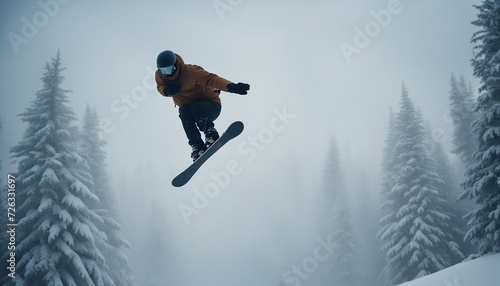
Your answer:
[1,1,500,286]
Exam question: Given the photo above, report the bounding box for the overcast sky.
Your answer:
[0,0,483,285]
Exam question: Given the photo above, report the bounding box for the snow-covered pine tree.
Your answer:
[8,51,113,286]
[80,106,111,212]
[324,140,363,286]
[449,74,478,168]
[461,0,500,257]
[322,138,344,216]
[328,193,363,286]
[378,87,465,285]
[379,108,400,285]
[354,174,385,286]
[381,109,398,204]
[79,106,135,286]
[427,127,473,257]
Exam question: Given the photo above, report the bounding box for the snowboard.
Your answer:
[172,121,244,187]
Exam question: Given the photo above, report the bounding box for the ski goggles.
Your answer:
[159,65,176,75]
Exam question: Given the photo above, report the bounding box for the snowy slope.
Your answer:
[398,253,500,286]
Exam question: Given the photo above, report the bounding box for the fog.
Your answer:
[0,0,482,285]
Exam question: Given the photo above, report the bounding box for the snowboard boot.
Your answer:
[189,140,207,162]
[195,117,219,149]
[204,127,220,149]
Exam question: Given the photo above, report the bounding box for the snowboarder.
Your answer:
[155,50,250,161]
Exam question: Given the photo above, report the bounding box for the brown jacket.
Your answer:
[155,54,232,107]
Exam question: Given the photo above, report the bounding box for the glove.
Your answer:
[227,82,250,95]
[163,83,181,97]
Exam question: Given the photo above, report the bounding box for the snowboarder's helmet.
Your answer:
[157,50,177,68]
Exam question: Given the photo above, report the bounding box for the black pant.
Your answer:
[179,100,221,146]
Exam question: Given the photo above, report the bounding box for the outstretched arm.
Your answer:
[191,66,231,91]
[192,66,249,94]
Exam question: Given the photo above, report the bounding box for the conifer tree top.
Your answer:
[471,0,500,92]
[12,51,76,160]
